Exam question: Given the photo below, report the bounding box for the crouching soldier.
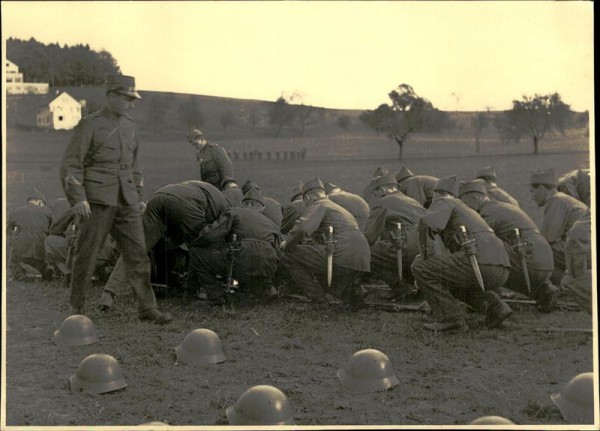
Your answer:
[280,178,370,310]
[242,180,284,229]
[363,172,426,300]
[188,189,281,306]
[411,176,512,332]
[459,180,558,312]
[395,166,438,209]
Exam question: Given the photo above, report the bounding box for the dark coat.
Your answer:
[9,203,52,260]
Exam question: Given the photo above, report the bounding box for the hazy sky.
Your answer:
[2,1,594,111]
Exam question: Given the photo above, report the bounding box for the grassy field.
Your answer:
[3,127,594,427]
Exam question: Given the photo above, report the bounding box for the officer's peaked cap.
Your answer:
[242,180,261,194]
[530,169,556,186]
[105,74,141,99]
[475,166,497,180]
[434,175,459,197]
[302,177,326,195]
[242,188,264,206]
[459,179,488,197]
[371,172,398,190]
[188,129,204,140]
[395,166,414,182]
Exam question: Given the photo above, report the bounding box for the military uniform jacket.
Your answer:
[558,169,590,207]
[153,180,231,243]
[223,188,243,208]
[60,108,144,206]
[262,196,284,228]
[364,192,425,245]
[486,185,519,207]
[196,143,234,189]
[328,191,370,230]
[287,198,370,272]
[398,175,438,208]
[541,192,588,244]
[420,197,510,267]
[9,203,53,260]
[281,199,306,234]
[479,199,553,271]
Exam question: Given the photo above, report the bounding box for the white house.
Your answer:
[5,59,49,95]
[36,91,82,130]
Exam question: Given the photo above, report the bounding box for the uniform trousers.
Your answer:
[282,244,364,303]
[10,231,51,280]
[411,253,509,322]
[560,238,592,314]
[370,240,419,293]
[46,234,116,275]
[550,241,566,285]
[502,243,553,300]
[70,201,157,312]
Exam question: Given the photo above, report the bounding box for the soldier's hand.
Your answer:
[138,201,147,214]
[280,240,287,251]
[73,200,91,218]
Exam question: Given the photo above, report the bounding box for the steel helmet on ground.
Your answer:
[175,328,226,365]
[469,415,515,425]
[226,385,295,425]
[337,348,399,393]
[69,353,127,394]
[551,372,595,424]
[53,314,98,346]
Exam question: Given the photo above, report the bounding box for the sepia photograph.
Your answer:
[1,1,596,428]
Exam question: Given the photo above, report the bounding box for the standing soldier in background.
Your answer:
[325,182,370,231]
[363,172,426,300]
[411,176,512,332]
[59,74,172,323]
[529,169,588,285]
[8,189,54,281]
[459,180,558,312]
[188,129,234,190]
[395,166,438,208]
[98,180,230,310]
[281,178,371,310]
[557,168,590,208]
[475,166,520,207]
[241,180,283,229]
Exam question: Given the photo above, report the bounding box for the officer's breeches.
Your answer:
[411,253,509,322]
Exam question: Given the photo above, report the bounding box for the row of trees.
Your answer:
[7,37,120,86]
[360,84,580,159]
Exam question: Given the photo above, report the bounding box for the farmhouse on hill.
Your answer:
[36,91,84,130]
[5,59,49,95]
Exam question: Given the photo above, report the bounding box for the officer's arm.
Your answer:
[132,125,145,203]
[59,119,92,205]
[214,146,235,188]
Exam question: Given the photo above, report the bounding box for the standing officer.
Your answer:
[459,180,557,312]
[188,129,234,190]
[557,168,590,208]
[475,166,520,206]
[530,169,588,285]
[324,182,370,231]
[411,176,512,332]
[187,188,281,305]
[363,172,426,300]
[98,180,230,310]
[395,166,438,208]
[8,189,53,281]
[281,178,371,309]
[241,180,283,228]
[59,74,171,323]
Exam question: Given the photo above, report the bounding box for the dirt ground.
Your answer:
[4,271,594,426]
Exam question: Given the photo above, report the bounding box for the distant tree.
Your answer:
[218,110,235,134]
[337,114,352,130]
[269,96,296,137]
[295,104,319,136]
[360,84,445,160]
[178,96,205,129]
[472,110,490,154]
[508,93,571,154]
[494,112,522,146]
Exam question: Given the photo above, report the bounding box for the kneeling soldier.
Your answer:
[411,176,512,332]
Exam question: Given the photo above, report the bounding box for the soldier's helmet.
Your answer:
[175,329,226,365]
[551,372,595,423]
[337,349,399,393]
[53,314,98,346]
[469,416,515,425]
[226,385,295,425]
[27,188,47,205]
[69,353,127,394]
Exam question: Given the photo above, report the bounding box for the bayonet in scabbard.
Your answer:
[459,225,485,291]
[513,228,531,294]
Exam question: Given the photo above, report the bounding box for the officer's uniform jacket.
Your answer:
[479,199,553,271]
[196,143,234,189]
[541,192,588,245]
[558,169,590,207]
[60,109,144,206]
[9,203,53,260]
[328,190,370,231]
[287,198,370,272]
[364,191,425,247]
[281,199,305,234]
[485,184,520,207]
[420,197,510,267]
[398,175,438,208]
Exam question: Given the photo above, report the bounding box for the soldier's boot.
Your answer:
[536,281,559,313]
[139,308,173,324]
[422,317,468,333]
[483,291,513,329]
[98,290,115,312]
[41,264,55,281]
[341,283,369,311]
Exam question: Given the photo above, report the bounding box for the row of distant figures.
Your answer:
[226,148,308,162]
